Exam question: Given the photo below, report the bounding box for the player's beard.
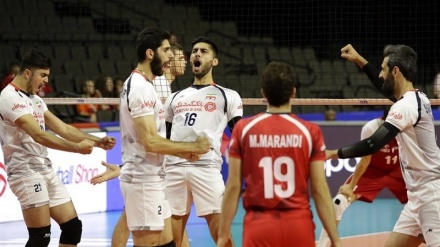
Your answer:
[193,64,211,79]
[26,75,35,95]
[382,72,395,99]
[151,53,164,76]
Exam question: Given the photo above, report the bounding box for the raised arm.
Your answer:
[341,44,397,102]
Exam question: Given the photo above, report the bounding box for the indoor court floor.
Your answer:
[0,198,426,247]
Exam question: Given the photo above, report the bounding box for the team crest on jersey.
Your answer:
[205,94,216,100]
[204,102,216,112]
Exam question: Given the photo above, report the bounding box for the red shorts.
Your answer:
[243,209,315,247]
[345,167,407,204]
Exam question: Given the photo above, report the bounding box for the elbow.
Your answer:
[144,142,157,153]
[31,132,49,145]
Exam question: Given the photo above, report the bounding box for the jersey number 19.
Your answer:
[259,156,295,199]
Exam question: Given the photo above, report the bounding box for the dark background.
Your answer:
[167,0,440,71]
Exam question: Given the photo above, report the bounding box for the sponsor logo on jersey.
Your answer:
[204,102,216,112]
[389,111,402,120]
[0,162,7,197]
[141,101,155,108]
[11,104,26,111]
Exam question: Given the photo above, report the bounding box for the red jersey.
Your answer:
[229,112,326,211]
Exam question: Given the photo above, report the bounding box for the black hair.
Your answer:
[136,27,171,62]
[191,36,219,58]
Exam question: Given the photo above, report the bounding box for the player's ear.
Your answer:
[260,88,266,99]
[146,49,154,60]
[212,57,219,67]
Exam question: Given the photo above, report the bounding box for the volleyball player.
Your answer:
[0,48,116,247]
[116,27,210,247]
[326,44,440,246]
[217,61,341,247]
[317,107,406,247]
[153,43,187,98]
[92,42,193,247]
[163,36,242,247]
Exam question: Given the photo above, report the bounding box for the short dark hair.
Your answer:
[171,43,183,54]
[20,49,51,72]
[383,44,418,82]
[136,27,171,62]
[261,61,296,107]
[191,36,219,57]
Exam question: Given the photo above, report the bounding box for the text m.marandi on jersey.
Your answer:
[249,134,303,148]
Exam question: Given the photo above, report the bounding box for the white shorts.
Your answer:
[121,181,171,231]
[8,170,71,210]
[393,182,440,246]
[165,166,225,216]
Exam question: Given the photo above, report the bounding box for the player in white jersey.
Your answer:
[153,43,187,99]
[327,44,440,247]
[0,49,116,247]
[91,42,192,247]
[163,36,242,247]
[116,27,210,247]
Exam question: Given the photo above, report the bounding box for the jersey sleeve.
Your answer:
[0,93,31,123]
[129,84,157,119]
[385,102,417,131]
[226,90,243,121]
[228,119,245,159]
[310,124,326,162]
[164,92,175,122]
[360,119,378,140]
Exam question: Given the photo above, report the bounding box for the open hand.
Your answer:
[90,161,121,185]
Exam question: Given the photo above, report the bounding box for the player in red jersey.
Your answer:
[217,61,341,247]
[317,107,407,247]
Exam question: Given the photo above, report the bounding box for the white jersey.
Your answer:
[0,84,51,180]
[164,84,243,168]
[153,75,172,98]
[119,72,167,183]
[385,90,440,192]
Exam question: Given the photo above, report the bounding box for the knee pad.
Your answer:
[333,194,350,220]
[59,217,82,245]
[26,225,51,247]
[134,241,176,247]
[158,241,176,247]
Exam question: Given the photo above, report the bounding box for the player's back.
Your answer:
[230,112,326,212]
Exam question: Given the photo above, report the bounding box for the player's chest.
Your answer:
[171,92,225,115]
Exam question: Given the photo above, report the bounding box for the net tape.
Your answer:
[41,97,418,105]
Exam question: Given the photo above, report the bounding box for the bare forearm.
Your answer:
[350,158,370,188]
[219,184,240,237]
[60,125,100,143]
[313,188,340,244]
[34,131,79,153]
[145,135,199,155]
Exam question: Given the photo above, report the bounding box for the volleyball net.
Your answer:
[2,0,439,119]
